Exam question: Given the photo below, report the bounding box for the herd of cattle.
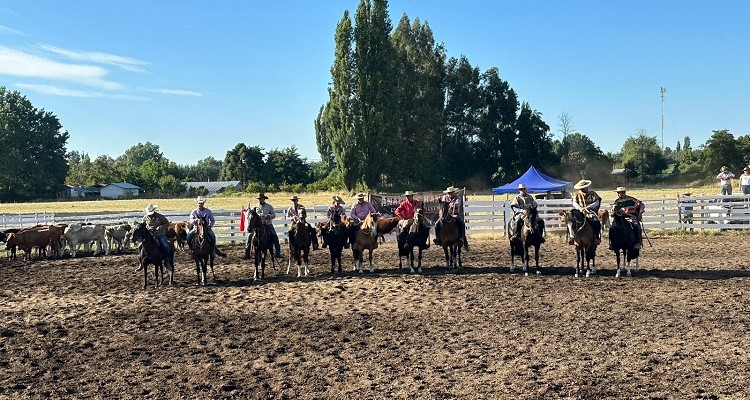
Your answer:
[0,221,190,261]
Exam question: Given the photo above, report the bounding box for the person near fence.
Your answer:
[716,166,735,195]
[285,195,318,250]
[186,196,226,257]
[571,179,602,245]
[612,187,645,249]
[740,167,750,195]
[394,190,423,240]
[249,193,282,259]
[142,204,172,264]
[509,183,545,243]
[433,186,469,251]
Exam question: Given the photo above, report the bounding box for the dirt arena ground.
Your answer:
[2,235,750,399]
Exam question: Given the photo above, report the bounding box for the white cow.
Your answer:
[64,223,110,257]
[105,223,132,253]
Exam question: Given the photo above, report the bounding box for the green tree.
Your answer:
[66,151,92,186]
[0,87,69,200]
[620,130,667,182]
[181,156,222,182]
[444,55,481,183]
[263,146,311,186]
[220,143,265,186]
[703,129,741,174]
[514,102,554,175]
[556,133,609,179]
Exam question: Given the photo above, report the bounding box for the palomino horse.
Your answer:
[560,209,598,277]
[246,207,276,281]
[352,213,378,273]
[316,208,348,274]
[131,223,174,289]
[437,200,462,271]
[397,206,431,273]
[508,208,544,276]
[609,205,641,278]
[190,216,215,285]
[287,208,312,277]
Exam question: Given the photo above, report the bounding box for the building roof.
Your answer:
[184,181,241,193]
[104,182,141,190]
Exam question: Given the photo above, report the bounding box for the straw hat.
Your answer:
[615,187,627,193]
[289,195,300,201]
[145,204,158,215]
[743,166,750,172]
[355,193,366,200]
[195,196,205,204]
[721,166,728,172]
[573,180,592,190]
[403,190,415,196]
[332,195,345,205]
[518,183,527,190]
[256,193,268,200]
[443,186,457,194]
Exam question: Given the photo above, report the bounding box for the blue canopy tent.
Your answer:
[492,166,571,194]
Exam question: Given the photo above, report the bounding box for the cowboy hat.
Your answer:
[743,166,750,172]
[256,193,268,199]
[573,180,592,190]
[145,204,158,215]
[355,193,366,200]
[403,190,415,196]
[518,183,527,190]
[289,195,300,201]
[195,196,206,204]
[721,166,728,172]
[443,186,457,193]
[615,187,627,193]
[332,195,345,205]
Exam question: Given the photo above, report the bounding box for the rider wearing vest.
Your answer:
[433,186,469,251]
[285,195,319,250]
[250,193,282,259]
[186,196,226,257]
[612,187,645,250]
[509,183,545,243]
[570,179,602,245]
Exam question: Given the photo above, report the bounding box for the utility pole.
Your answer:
[660,86,667,151]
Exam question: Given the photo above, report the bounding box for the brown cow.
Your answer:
[375,216,401,243]
[167,221,189,250]
[6,225,63,260]
[598,209,611,233]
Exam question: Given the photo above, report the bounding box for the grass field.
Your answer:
[0,185,720,215]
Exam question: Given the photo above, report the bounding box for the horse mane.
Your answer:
[361,213,375,231]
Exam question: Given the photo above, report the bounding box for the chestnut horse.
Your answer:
[352,213,378,273]
[287,208,312,277]
[190,216,215,285]
[376,216,401,243]
[560,209,598,277]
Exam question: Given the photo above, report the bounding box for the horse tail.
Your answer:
[585,245,596,261]
[628,248,640,262]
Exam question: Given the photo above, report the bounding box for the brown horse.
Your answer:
[167,221,189,250]
[287,208,311,277]
[190,216,215,285]
[598,209,611,235]
[561,209,598,277]
[131,223,173,289]
[246,207,276,281]
[316,208,348,274]
[376,216,401,243]
[397,207,431,273]
[352,213,378,273]
[508,208,544,276]
[437,200,462,271]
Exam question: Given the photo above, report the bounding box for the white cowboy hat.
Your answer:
[145,204,158,215]
[615,187,627,193]
[721,166,728,172]
[443,186,457,193]
[289,195,300,201]
[355,193,366,200]
[256,193,268,200]
[403,190,415,196]
[573,180,592,190]
[332,195,345,205]
[195,196,206,204]
[743,166,750,172]
[518,183,527,190]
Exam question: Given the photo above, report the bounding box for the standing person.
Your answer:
[394,190,422,237]
[509,184,544,242]
[570,179,602,245]
[186,196,226,257]
[716,166,735,195]
[142,204,172,263]
[739,167,750,195]
[285,195,318,250]
[248,193,282,259]
[433,186,469,251]
[612,187,645,249]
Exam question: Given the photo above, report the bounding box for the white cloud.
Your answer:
[140,87,203,97]
[0,46,123,90]
[0,24,23,35]
[14,83,150,101]
[38,44,150,73]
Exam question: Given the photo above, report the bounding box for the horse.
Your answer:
[609,205,641,278]
[375,216,401,243]
[131,223,174,289]
[246,207,276,281]
[351,213,378,273]
[397,206,431,273]
[190,216,215,285]
[560,209,597,277]
[287,208,312,277]
[316,208,348,275]
[508,207,544,276]
[437,200,462,271]
[167,221,189,250]
[598,209,611,236]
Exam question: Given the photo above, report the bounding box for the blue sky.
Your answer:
[1,1,749,165]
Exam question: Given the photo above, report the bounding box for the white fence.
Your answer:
[2,194,749,243]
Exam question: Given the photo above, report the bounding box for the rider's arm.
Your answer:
[206,210,215,227]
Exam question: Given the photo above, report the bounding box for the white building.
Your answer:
[100,182,141,199]
[184,181,242,196]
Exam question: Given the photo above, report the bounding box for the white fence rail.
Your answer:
[1,194,749,243]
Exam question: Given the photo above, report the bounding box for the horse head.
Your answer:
[411,206,428,234]
[246,207,262,232]
[522,208,539,235]
[438,200,453,223]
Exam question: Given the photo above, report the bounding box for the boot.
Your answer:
[312,239,319,250]
[321,241,327,249]
[568,238,575,245]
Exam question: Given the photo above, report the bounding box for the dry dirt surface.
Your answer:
[2,235,750,399]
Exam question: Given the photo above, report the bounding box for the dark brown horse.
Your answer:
[561,209,597,277]
[397,206,431,273]
[287,208,311,277]
[508,208,544,276]
[190,216,215,285]
[438,200,462,271]
[316,208,348,274]
[609,206,640,278]
[246,207,276,281]
[131,223,174,289]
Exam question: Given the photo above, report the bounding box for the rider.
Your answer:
[433,186,469,251]
[324,195,348,249]
[509,183,545,243]
[285,195,319,250]
[612,187,645,250]
[142,203,172,263]
[570,179,602,245]
[394,190,424,243]
[350,193,378,247]
[251,193,282,259]
[186,196,227,257]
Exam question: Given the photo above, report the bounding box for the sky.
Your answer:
[2,1,750,166]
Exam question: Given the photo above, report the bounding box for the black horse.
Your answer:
[317,208,348,275]
[397,206,431,273]
[509,207,544,276]
[609,206,641,278]
[246,207,276,281]
[437,200,462,271]
[131,223,174,289]
[190,216,215,285]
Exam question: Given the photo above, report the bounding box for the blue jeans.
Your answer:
[157,234,171,260]
[186,228,216,247]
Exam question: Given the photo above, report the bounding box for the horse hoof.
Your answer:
[524,272,529,277]
[536,271,541,275]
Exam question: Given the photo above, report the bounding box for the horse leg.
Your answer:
[195,259,202,285]
[615,249,622,278]
[457,245,463,270]
[368,249,374,273]
[303,248,310,277]
[624,249,632,277]
[523,244,530,276]
[155,262,161,288]
[417,247,423,274]
[209,253,215,281]
[142,262,148,290]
